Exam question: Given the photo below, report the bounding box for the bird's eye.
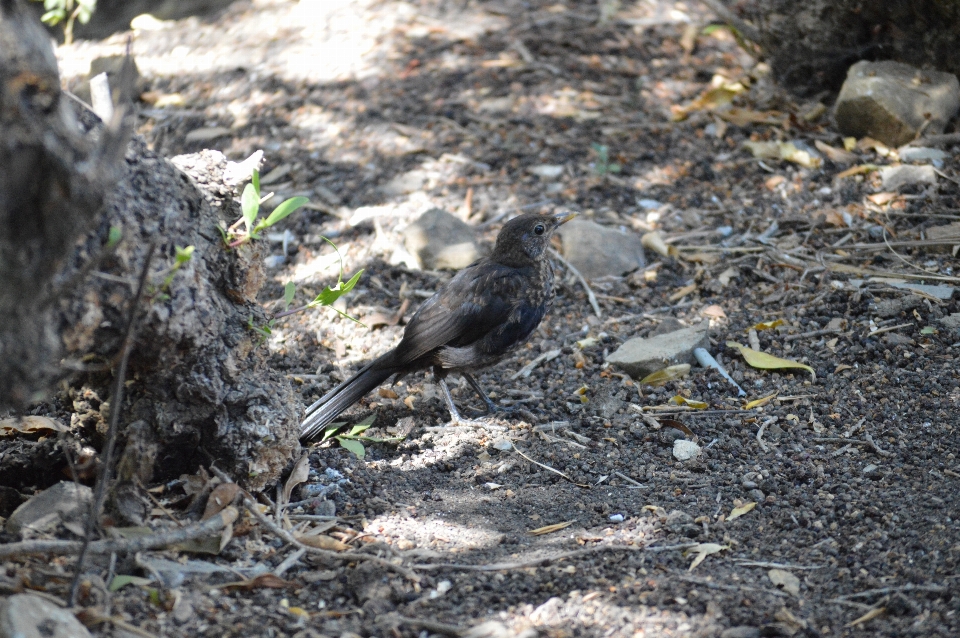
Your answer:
[534,224,545,235]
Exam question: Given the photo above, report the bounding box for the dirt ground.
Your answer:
[5,0,960,636]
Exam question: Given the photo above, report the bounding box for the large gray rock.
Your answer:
[6,481,92,537]
[0,594,91,638]
[402,208,481,270]
[834,61,960,147]
[606,321,709,379]
[557,219,645,279]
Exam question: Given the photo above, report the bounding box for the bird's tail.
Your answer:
[300,359,393,442]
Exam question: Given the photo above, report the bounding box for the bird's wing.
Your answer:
[390,262,525,366]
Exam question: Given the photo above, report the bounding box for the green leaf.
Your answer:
[109,575,152,592]
[336,437,365,459]
[311,269,364,307]
[41,8,65,24]
[346,423,372,437]
[321,422,347,442]
[263,196,309,228]
[241,183,259,231]
[106,225,122,248]
[251,169,260,196]
[175,245,195,265]
[283,282,296,309]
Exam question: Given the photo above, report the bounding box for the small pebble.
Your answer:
[673,440,701,461]
[609,513,625,522]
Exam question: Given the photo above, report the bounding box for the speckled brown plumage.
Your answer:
[301,211,575,441]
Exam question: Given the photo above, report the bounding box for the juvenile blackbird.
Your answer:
[300,211,575,441]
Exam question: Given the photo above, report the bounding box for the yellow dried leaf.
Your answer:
[640,364,691,387]
[742,141,781,159]
[835,164,879,179]
[728,501,756,521]
[743,392,777,409]
[378,387,399,399]
[843,137,857,151]
[640,231,675,257]
[668,283,697,302]
[727,341,816,380]
[296,534,350,551]
[685,543,728,570]
[669,396,707,409]
[750,319,784,331]
[779,142,821,169]
[529,520,575,535]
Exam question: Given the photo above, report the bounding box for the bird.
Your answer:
[300,211,576,442]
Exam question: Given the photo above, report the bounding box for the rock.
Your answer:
[879,165,937,190]
[834,60,960,147]
[720,628,760,638]
[6,482,92,537]
[673,439,701,461]
[898,147,949,163]
[557,219,645,279]
[606,321,709,379]
[889,282,954,299]
[924,221,960,253]
[873,294,923,318]
[938,313,960,335]
[0,594,92,638]
[402,208,481,270]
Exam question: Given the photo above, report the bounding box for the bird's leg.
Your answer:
[462,372,515,415]
[438,377,482,426]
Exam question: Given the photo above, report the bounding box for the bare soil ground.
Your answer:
[4,0,959,636]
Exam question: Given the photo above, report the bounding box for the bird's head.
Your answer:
[492,211,576,265]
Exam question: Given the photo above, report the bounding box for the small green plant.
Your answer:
[150,245,194,301]
[221,170,309,248]
[590,143,621,175]
[35,0,96,45]
[319,414,403,459]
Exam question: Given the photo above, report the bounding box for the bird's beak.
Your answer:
[553,211,577,227]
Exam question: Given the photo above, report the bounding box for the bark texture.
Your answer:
[723,0,960,96]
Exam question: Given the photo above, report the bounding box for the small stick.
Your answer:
[812,437,894,457]
[71,243,156,606]
[830,584,946,601]
[512,443,589,487]
[207,467,419,582]
[273,548,307,577]
[613,471,646,488]
[549,248,602,317]
[510,348,561,380]
[0,507,238,558]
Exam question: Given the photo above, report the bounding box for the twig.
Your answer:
[733,560,824,570]
[512,443,589,487]
[783,328,844,342]
[0,507,238,558]
[868,322,913,336]
[71,243,156,606]
[830,584,947,601]
[613,471,646,488]
[510,348,561,380]
[812,437,893,457]
[412,543,682,572]
[273,548,307,577]
[207,466,420,582]
[549,248,602,317]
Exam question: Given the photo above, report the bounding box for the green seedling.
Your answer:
[35,0,96,44]
[272,238,364,324]
[223,170,308,248]
[149,245,194,301]
[319,414,404,459]
[590,143,621,175]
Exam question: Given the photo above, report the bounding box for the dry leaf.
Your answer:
[669,283,697,302]
[529,521,575,535]
[640,364,691,387]
[728,501,756,521]
[660,419,696,438]
[743,393,778,409]
[640,231,675,257]
[669,396,707,409]
[726,341,816,380]
[378,387,399,399]
[717,108,782,126]
[0,416,68,436]
[764,175,786,190]
[685,543,728,570]
[867,192,899,206]
[847,607,885,627]
[750,319,784,331]
[282,453,310,505]
[768,569,800,596]
[835,164,879,179]
[296,534,350,551]
[743,141,781,160]
[222,573,297,591]
[201,483,241,520]
[814,140,857,164]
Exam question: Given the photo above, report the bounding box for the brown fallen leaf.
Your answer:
[222,573,298,591]
[529,521,575,535]
[296,534,351,551]
[0,416,68,436]
[202,482,241,520]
